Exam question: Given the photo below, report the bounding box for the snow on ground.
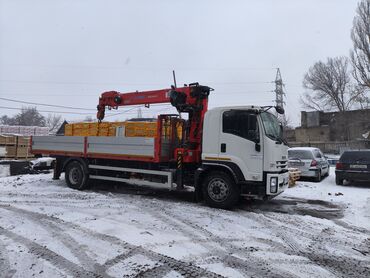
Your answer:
[0,165,10,178]
[0,168,369,277]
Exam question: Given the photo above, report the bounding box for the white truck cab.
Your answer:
[200,106,289,203]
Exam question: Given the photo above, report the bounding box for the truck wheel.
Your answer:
[65,161,89,190]
[202,171,240,209]
[335,176,343,185]
[314,170,322,182]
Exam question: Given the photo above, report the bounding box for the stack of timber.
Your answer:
[288,168,301,187]
[0,125,48,136]
[65,121,158,138]
[0,135,33,159]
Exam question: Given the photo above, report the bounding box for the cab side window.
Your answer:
[222,110,259,142]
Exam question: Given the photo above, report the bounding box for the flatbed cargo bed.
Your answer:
[31,136,158,161]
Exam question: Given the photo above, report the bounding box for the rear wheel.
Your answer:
[314,170,322,182]
[335,175,344,185]
[202,171,240,209]
[65,161,89,190]
[325,167,330,177]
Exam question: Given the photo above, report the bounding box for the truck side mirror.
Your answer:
[275,106,285,114]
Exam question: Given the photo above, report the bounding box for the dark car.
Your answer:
[335,150,370,185]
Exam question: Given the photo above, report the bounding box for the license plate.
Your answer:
[290,162,304,167]
[350,164,367,169]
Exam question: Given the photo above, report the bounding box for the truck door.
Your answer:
[219,110,263,181]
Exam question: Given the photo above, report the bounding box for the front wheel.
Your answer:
[202,171,240,209]
[65,161,90,190]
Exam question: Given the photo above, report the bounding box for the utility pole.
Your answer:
[274,68,286,123]
[137,107,142,119]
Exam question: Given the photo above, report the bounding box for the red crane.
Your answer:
[96,83,212,164]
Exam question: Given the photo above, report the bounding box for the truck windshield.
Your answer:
[260,112,282,142]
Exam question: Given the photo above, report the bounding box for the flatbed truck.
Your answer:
[31,83,289,209]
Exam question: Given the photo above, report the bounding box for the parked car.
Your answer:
[335,150,370,185]
[288,147,330,182]
[30,157,56,170]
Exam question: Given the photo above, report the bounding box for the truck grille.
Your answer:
[276,160,287,169]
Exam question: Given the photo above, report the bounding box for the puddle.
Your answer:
[240,197,344,220]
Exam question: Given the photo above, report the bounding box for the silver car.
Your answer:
[288,147,330,182]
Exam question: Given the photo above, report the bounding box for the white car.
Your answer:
[288,147,330,182]
[30,157,56,170]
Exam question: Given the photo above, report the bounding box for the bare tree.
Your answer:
[0,115,16,125]
[12,107,46,126]
[350,0,370,89]
[281,115,293,130]
[46,113,63,134]
[301,57,365,111]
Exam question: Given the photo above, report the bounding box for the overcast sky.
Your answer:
[0,0,360,125]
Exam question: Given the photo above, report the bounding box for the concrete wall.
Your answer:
[290,109,370,153]
[295,126,330,142]
[298,109,370,142]
[289,140,370,154]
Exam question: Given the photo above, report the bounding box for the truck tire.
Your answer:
[335,175,344,185]
[65,161,89,190]
[202,171,240,209]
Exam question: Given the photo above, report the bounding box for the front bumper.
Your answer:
[300,168,319,177]
[266,172,289,195]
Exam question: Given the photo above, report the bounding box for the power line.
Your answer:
[0,105,173,117]
[0,97,96,111]
[104,106,140,118]
[207,81,274,85]
[0,106,94,115]
[0,79,166,86]
[0,79,274,86]
[104,104,174,118]
[3,64,277,72]
[0,88,275,97]
[0,93,97,96]
[213,90,274,94]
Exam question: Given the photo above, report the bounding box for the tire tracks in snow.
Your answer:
[249,211,370,278]
[136,201,295,278]
[0,236,16,278]
[0,205,110,277]
[0,204,222,278]
[0,226,98,278]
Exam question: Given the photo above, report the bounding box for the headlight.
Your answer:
[270,177,278,193]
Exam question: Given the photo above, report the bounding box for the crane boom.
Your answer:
[96,83,212,163]
[97,83,211,121]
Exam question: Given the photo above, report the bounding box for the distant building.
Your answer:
[287,109,370,154]
[56,121,68,136]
